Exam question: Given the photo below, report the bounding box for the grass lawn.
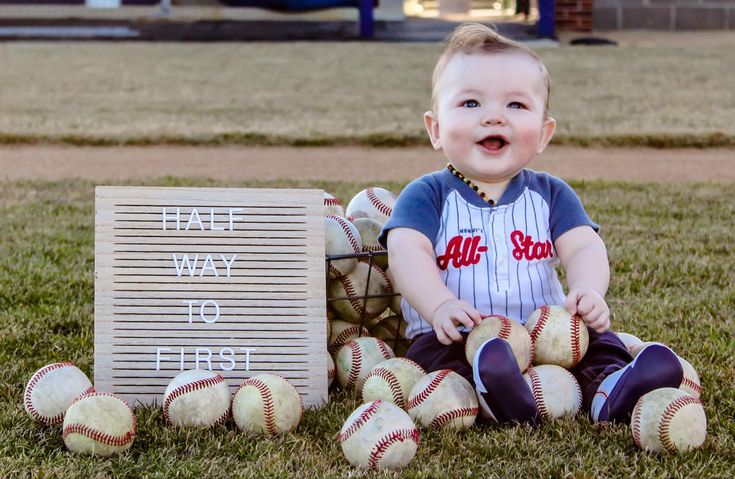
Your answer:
[0,42,734,147]
[0,178,733,478]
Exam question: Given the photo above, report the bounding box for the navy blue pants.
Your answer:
[406,328,632,413]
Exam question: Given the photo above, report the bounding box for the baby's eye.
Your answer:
[508,101,526,109]
[462,100,479,108]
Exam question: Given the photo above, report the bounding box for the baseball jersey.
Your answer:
[378,167,598,340]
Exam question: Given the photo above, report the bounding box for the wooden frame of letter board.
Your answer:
[95,186,327,408]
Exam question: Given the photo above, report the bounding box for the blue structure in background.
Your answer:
[537,0,555,39]
[219,0,375,38]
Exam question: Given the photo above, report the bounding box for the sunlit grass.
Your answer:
[0,178,733,478]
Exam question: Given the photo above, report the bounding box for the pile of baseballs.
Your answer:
[341,357,482,470]
[324,189,410,382]
[464,310,584,421]
[24,362,303,457]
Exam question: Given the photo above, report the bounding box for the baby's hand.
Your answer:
[431,299,482,345]
[564,287,610,333]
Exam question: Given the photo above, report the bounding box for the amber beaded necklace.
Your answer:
[447,163,497,206]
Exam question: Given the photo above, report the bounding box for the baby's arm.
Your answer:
[387,227,482,345]
[555,226,611,332]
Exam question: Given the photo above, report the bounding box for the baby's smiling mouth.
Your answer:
[478,135,509,151]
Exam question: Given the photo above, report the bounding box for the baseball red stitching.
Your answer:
[529,306,550,344]
[527,367,548,419]
[339,400,383,443]
[429,407,479,429]
[658,395,702,453]
[364,367,404,407]
[62,393,136,447]
[498,315,512,340]
[329,326,368,355]
[324,197,341,206]
[337,274,382,320]
[368,428,420,470]
[631,400,644,448]
[25,362,95,425]
[331,216,361,254]
[347,341,363,390]
[376,338,393,361]
[571,314,582,365]
[681,377,701,396]
[406,369,450,410]
[239,378,277,436]
[163,374,225,424]
[366,188,393,218]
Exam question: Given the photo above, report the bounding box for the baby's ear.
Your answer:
[424,111,442,150]
[536,117,556,154]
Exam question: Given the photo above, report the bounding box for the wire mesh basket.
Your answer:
[325,250,410,356]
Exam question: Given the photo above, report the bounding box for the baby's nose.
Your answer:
[481,109,505,125]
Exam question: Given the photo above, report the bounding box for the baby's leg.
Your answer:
[572,330,683,423]
[570,330,631,412]
[405,331,473,384]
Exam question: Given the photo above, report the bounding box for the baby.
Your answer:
[378,23,682,425]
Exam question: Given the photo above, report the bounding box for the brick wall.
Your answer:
[556,0,594,31]
[594,0,735,30]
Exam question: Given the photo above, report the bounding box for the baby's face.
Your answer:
[427,51,555,186]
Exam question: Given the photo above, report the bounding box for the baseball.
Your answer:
[339,400,419,470]
[525,305,589,368]
[325,214,362,279]
[328,262,392,324]
[362,357,426,409]
[369,315,410,357]
[352,217,388,269]
[631,387,707,453]
[615,331,645,356]
[406,369,478,430]
[24,362,95,425]
[465,315,533,373]
[328,354,336,388]
[345,187,396,225]
[162,369,231,428]
[335,337,395,391]
[677,355,702,398]
[328,319,370,356]
[523,364,582,420]
[62,392,135,457]
[232,373,303,435]
[324,191,345,217]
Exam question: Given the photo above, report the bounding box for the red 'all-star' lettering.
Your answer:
[436,235,489,270]
[510,230,554,261]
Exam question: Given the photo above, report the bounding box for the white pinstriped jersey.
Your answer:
[379,168,598,340]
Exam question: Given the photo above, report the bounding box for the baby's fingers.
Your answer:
[443,322,464,343]
[435,327,453,346]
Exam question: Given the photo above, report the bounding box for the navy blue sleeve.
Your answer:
[546,175,599,241]
[377,174,444,249]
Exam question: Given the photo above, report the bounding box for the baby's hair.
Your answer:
[431,23,551,117]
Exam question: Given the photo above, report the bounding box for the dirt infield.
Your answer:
[1,145,733,183]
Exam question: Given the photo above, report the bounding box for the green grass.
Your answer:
[1,179,734,478]
[0,42,734,148]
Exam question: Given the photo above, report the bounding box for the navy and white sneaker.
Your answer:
[473,337,541,425]
[591,343,683,423]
